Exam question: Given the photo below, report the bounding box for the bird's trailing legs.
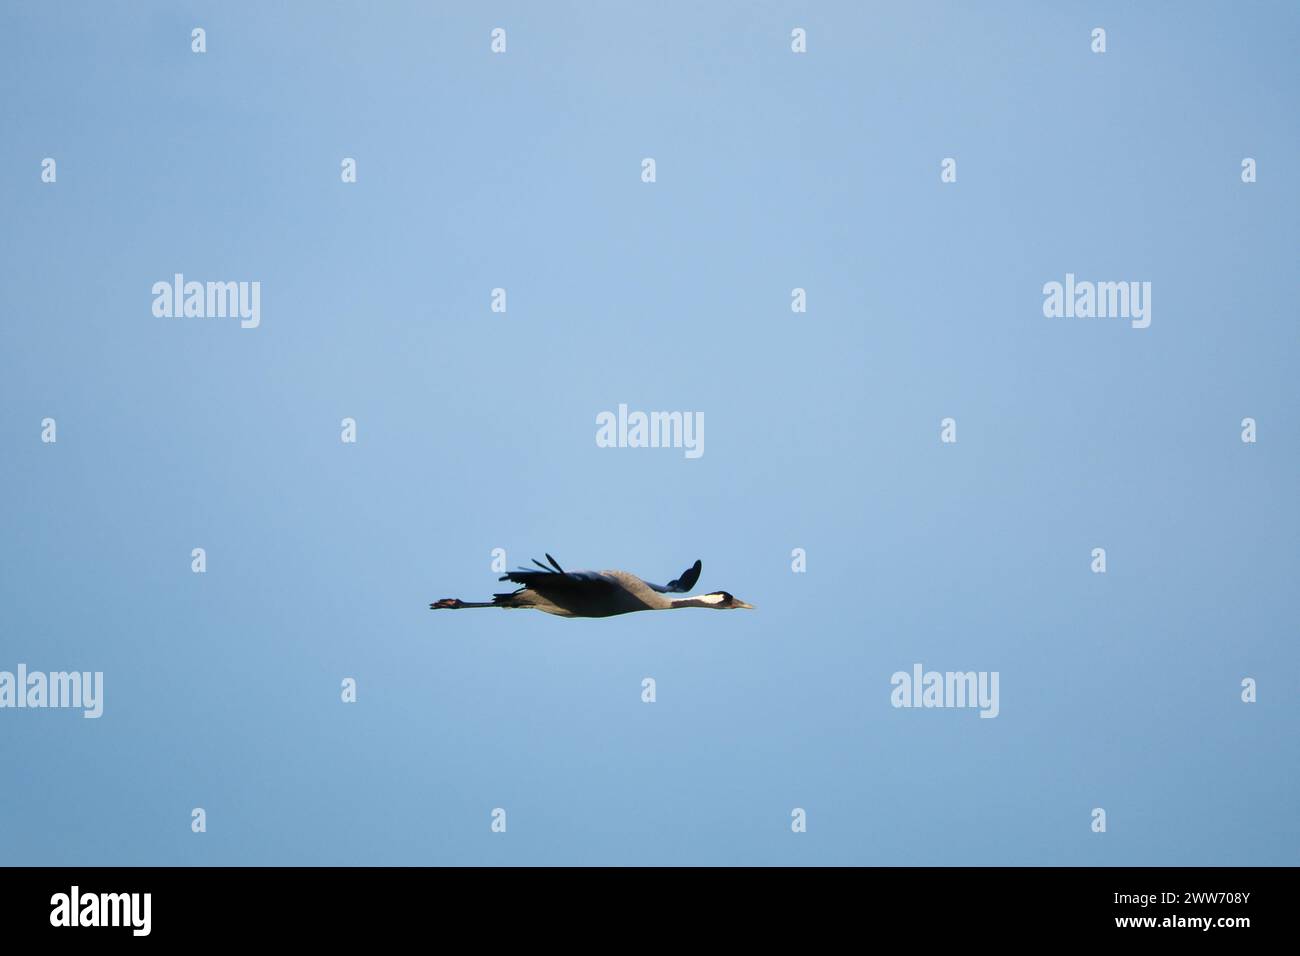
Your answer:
[430,598,495,609]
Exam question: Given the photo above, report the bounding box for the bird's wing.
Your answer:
[499,554,620,596]
[645,559,703,594]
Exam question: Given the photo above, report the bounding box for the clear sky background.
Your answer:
[1,2,1296,865]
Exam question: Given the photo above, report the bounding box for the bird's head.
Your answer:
[701,591,754,610]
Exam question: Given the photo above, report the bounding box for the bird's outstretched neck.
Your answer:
[430,598,495,609]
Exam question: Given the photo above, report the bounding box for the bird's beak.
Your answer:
[735,600,755,610]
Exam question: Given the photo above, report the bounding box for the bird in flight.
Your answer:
[430,554,754,618]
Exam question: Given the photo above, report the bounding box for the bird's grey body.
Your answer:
[430,555,753,618]
[509,570,668,618]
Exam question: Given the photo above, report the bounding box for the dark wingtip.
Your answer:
[545,553,564,573]
[665,559,703,593]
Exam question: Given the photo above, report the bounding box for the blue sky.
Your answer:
[0,1,1296,865]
